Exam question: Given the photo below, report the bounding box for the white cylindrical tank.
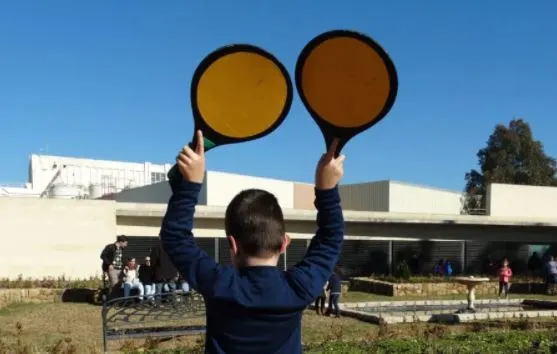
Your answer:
[49,184,81,199]
[89,184,103,199]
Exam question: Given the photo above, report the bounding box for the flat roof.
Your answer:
[116,202,557,228]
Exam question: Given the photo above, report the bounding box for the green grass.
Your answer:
[0,293,556,353]
[303,330,557,353]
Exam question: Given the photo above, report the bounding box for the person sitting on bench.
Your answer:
[123,257,144,300]
[139,256,156,300]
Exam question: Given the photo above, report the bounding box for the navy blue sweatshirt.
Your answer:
[159,176,344,354]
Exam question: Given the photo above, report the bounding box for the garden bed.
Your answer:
[350,277,548,297]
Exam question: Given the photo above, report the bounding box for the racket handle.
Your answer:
[325,136,346,157]
[167,164,180,181]
[166,141,196,181]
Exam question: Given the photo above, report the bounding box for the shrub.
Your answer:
[0,275,103,289]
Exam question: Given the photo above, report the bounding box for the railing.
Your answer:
[101,291,205,353]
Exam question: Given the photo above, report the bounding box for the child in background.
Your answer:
[433,259,445,276]
[444,260,453,278]
[498,258,513,298]
[314,280,328,315]
[326,269,342,317]
[160,131,345,354]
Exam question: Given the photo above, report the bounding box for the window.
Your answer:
[151,172,166,184]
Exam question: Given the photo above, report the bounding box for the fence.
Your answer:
[123,237,555,277]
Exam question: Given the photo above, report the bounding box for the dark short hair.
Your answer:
[225,189,285,258]
[117,235,128,243]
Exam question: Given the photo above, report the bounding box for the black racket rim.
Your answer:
[295,30,399,149]
[190,44,294,148]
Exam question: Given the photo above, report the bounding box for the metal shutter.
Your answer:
[465,241,530,275]
[392,240,462,275]
[339,240,390,277]
[123,236,160,262]
[285,240,307,269]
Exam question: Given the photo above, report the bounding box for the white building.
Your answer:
[1,154,172,199]
[339,180,464,215]
[111,173,465,215]
[4,153,557,219]
[487,183,557,218]
[111,170,300,209]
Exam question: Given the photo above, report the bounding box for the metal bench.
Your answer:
[101,291,206,353]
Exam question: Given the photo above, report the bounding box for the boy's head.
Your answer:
[225,189,289,266]
[502,258,509,267]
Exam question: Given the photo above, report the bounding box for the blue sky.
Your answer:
[1,1,557,190]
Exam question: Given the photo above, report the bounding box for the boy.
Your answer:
[160,130,345,353]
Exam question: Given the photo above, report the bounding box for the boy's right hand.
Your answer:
[315,139,345,190]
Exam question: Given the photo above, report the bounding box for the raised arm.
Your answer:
[159,131,221,296]
[287,140,345,303]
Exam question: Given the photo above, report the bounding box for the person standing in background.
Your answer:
[326,269,342,317]
[314,280,328,315]
[545,256,557,295]
[528,252,543,277]
[498,258,513,298]
[100,235,128,296]
[444,260,453,278]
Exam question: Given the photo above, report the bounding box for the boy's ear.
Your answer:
[280,234,291,254]
[228,236,239,256]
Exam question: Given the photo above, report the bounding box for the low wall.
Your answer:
[350,278,508,297]
[0,288,62,309]
[350,278,549,297]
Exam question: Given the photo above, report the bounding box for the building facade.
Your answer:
[112,170,310,209]
[1,154,172,198]
[339,180,464,214]
[1,154,557,279]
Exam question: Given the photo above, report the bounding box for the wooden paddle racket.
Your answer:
[168,44,293,180]
[295,30,398,155]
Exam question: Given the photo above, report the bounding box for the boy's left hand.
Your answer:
[177,130,205,184]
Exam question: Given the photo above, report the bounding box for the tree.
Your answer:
[463,118,557,213]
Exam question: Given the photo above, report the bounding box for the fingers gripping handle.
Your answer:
[167,136,215,181]
[167,141,196,181]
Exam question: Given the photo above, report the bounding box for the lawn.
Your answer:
[1,292,557,353]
